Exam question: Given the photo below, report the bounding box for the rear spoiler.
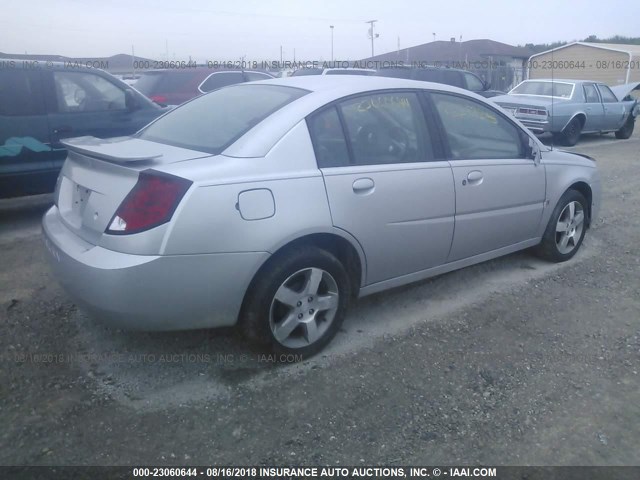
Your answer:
[61,136,164,163]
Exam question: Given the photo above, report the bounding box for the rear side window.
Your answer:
[0,70,45,116]
[199,71,244,92]
[431,93,524,160]
[338,92,432,165]
[139,84,308,154]
[308,107,350,168]
[583,84,600,103]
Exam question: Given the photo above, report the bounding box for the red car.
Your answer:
[135,67,274,106]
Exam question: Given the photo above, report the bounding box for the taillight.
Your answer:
[106,170,192,235]
[150,95,167,104]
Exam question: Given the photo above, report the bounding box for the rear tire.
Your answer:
[615,116,635,139]
[560,117,582,146]
[239,247,351,359]
[535,189,588,263]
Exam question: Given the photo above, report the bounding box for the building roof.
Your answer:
[361,39,534,63]
[531,42,640,58]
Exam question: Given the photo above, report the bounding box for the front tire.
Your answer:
[240,247,351,359]
[615,116,635,139]
[535,189,588,262]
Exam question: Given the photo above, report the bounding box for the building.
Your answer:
[528,42,640,85]
[361,39,534,91]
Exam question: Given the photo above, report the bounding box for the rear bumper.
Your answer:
[518,119,551,135]
[42,206,269,331]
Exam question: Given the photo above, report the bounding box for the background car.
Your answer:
[43,76,600,358]
[290,67,376,76]
[134,67,274,106]
[491,79,640,146]
[375,66,505,97]
[0,61,167,198]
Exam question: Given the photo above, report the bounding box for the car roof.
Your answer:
[519,79,597,85]
[223,75,477,158]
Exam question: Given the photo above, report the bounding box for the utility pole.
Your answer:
[366,19,378,57]
[330,25,334,62]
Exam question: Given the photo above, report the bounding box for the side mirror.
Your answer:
[124,89,140,111]
[483,80,492,90]
[527,136,541,163]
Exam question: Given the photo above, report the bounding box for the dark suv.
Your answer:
[0,60,167,198]
[376,66,505,98]
[134,68,274,106]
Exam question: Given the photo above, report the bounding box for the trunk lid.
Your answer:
[54,136,208,244]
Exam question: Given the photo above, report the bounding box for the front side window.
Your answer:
[53,71,126,112]
[464,72,485,92]
[431,93,524,160]
[583,84,600,103]
[597,84,618,103]
[0,70,45,116]
[199,71,244,92]
[337,92,432,165]
[139,84,307,154]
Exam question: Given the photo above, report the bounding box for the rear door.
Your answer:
[309,91,455,285]
[582,83,604,131]
[429,92,545,262]
[0,68,56,196]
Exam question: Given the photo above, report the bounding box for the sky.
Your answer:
[2,0,639,62]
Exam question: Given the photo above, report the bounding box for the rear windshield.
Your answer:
[138,84,308,154]
[135,71,201,96]
[510,81,574,98]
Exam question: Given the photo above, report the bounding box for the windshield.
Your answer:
[510,81,574,98]
[138,84,308,154]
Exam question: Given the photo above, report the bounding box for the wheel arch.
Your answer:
[241,230,366,312]
[562,112,586,131]
[567,181,593,227]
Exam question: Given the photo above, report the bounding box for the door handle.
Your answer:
[352,177,375,195]
[464,170,483,186]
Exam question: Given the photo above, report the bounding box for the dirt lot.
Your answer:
[1,131,639,467]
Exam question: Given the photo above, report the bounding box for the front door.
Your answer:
[429,92,546,262]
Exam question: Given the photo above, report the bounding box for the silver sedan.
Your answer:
[43,76,601,357]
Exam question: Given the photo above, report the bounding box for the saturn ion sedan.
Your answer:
[43,76,601,358]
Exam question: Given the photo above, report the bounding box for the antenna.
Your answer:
[550,45,554,151]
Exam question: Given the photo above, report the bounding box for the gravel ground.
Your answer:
[0,131,639,467]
